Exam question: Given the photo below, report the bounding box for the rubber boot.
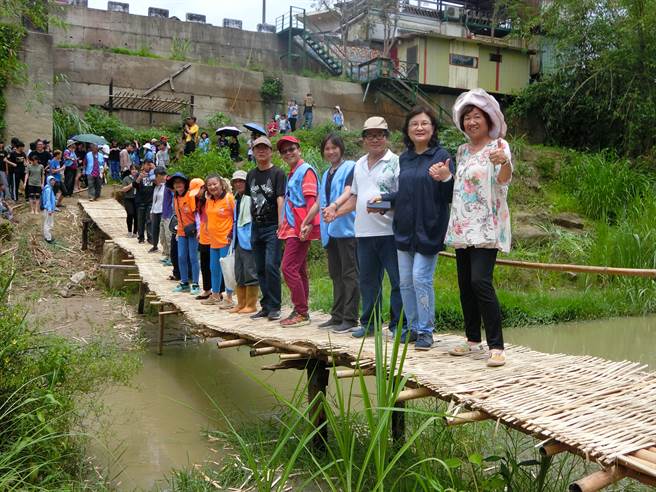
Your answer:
[239,285,258,314]
[228,286,246,313]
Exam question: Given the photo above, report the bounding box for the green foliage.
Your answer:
[560,151,653,222]
[52,106,91,149]
[170,36,191,61]
[168,148,235,180]
[206,111,231,130]
[109,45,160,59]
[438,126,466,156]
[260,76,283,102]
[0,270,138,489]
[0,23,27,133]
[82,107,176,145]
[508,0,656,156]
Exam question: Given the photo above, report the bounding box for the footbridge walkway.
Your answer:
[81,198,656,492]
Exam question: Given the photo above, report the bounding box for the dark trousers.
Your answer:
[289,117,297,132]
[8,172,21,201]
[327,237,359,324]
[184,141,196,155]
[455,247,504,350]
[64,168,76,196]
[357,235,406,332]
[252,223,282,312]
[235,243,258,286]
[123,198,137,234]
[87,175,103,199]
[171,234,180,280]
[150,212,162,249]
[136,202,152,242]
[199,243,212,292]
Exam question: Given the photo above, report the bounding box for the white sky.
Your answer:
[87,0,319,31]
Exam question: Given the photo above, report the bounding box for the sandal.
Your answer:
[448,341,484,356]
[487,350,506,367]
[167,275,177,281]
[195,293,211,300]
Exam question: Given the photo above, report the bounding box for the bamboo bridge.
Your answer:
[81,198,656,492]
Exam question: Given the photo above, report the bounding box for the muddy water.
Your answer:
[96,316,656,490]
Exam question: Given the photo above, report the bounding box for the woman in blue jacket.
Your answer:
[300,133,359,333]
[377,106,454,350]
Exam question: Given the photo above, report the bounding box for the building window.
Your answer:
[449,54,479,68]
[489,53,503,63]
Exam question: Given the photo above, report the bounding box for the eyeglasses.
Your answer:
[364,132,387,141]
[409,121,433,129]
[279,146,297,154]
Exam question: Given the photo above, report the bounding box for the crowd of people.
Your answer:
[0,88,512,366]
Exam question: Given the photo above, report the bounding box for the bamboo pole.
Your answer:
[217,338,250,349]
[124,278,142,283]
[445,410,490,426]
[99,264,138,270]
[540,440,569,457]
[250,346,279,357]
[617,455,656,477]
[438,251,656,278]
[569,467,625,492]
[633,449,656,465]
[158,310,181,316]
[280,353,306,360]
[396,387,434,403]
[334,368,375,379]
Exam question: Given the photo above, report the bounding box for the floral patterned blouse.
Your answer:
[445,139,512,253]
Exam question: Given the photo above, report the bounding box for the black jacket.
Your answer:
[382,145,454,255]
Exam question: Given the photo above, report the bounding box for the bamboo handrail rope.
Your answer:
[438,251,656,277]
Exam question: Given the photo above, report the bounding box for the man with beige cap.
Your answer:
[323,116,406,338]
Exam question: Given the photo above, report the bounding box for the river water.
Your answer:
[93,316,656,490]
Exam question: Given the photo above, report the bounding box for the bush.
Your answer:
[207,111,231,130]
[260,76,283,103]
[168,148,235,180]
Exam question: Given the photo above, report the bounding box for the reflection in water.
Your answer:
[507,316,656,369]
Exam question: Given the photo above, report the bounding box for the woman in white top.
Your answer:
[440,88,513,367]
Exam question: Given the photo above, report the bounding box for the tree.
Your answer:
[508,0,656,156]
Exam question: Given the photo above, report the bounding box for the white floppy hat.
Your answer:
[452,88,507,140]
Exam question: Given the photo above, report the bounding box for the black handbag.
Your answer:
[168,215,178,235]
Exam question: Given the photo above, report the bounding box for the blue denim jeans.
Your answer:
[357,235,406,332]
[109,159,120,181]
[210,245,231,294]
[397,250,438,335]
[303,110,313,129]
[252,223,282,312]
[177,235,200,285]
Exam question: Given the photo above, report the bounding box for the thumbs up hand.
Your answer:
[429,158,452,182]
[489,139,509,166]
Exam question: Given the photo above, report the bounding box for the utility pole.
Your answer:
[262,0,266,25]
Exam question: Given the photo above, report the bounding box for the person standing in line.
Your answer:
[375,107,454,350]
[303,93,314,129]
[6,141,27,201]
[48,150,66,207]
[129,141,141,167]
[159,177,174,265]
[84,143,105,201]
[278,114,290,135]
[198,132,210,153]
[120,164,138,237]
[168,172,201,296]
[287,99,299,132]
[276,136,320,327]
[156,141,170,168]
[195,178,213,300]
[75,142,86,191]
[445,89,513,368]
[42,175,57,243]
[24,154,44,214]
[148,167,168,253]
[183,116,199,155]
[142,143,156,163]
[0,141,9,198]
[31,140,52,170]
[301,133,359,333]
[119,142,132,177]
[228,170,259,314]
[201,175,236,308]
[323,116,406,338]
[245,136,286,321]
[63,140,78,196]
[133,160,155,244]
[108,140,121,181]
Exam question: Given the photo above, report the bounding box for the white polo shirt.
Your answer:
[350,149,399,237]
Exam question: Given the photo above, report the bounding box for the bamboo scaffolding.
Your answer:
[569,467,624,492]
[445,410,490,426]
[217,338,250,349]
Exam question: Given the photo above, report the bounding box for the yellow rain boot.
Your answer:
[228,286,246,313]
[239,285,258,314]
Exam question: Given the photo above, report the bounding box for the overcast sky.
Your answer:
[87,0,319,31]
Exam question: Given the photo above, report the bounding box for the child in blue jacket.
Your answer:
[42,175,57,243]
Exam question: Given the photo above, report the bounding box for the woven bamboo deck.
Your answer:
[81,198,656,490]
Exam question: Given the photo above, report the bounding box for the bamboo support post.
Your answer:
[392,400,405,442]
[307,359,329,450]
[121,259,135,263]
[280,353,307,360]
[81,219,91,250]
[569,467,625,492]
[217,338,250,349]
[137,282,146,314]
[99,264,138,270]
[149,301,165,306]
[445,410,491,427]
[260,340,316,357]
[124,278,142,283]
[334,368,375,379]
[396,387,434,403]
[539,440,569,457]
[157,305,165,355]
[250,346,279,357]
[158,310,181,316]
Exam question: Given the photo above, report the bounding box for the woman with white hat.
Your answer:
[438,88,513,367]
